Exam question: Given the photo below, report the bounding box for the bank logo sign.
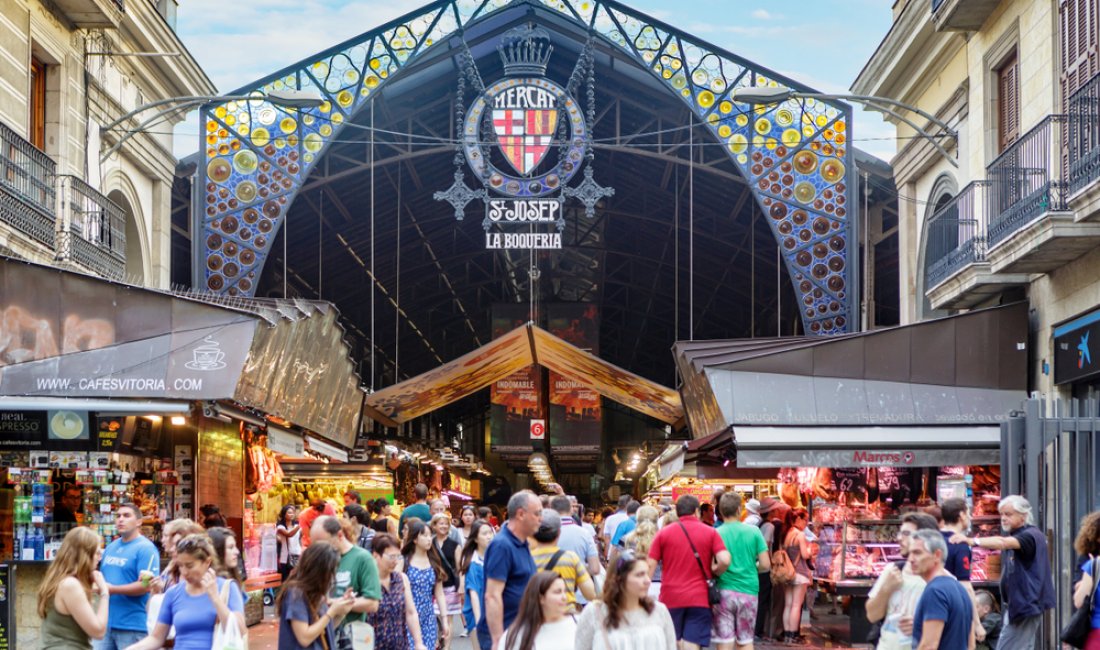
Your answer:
[435,24,612,251]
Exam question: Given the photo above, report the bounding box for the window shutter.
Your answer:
[998,54,1020,152]
[29,58,46,151]
[1062,0,1100,107]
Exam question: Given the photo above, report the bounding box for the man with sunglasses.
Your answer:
[866,512,939,650]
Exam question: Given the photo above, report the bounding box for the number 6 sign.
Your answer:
[530,419,546,440]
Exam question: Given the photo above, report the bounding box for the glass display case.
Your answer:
[831,519,902,583]
[969,516,1002,584]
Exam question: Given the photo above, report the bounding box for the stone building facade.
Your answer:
[853,0,1100,399]
[0,0,212,287]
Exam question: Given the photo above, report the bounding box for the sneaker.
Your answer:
[459,631,469,638]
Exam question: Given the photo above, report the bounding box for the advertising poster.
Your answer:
[489,305,542,453]
[548,304,601,453]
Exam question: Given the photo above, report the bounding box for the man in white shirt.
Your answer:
[601,495,631,560]
[866,512,939,650]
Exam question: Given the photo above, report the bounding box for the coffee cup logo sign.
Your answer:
[435,24,613,250]
[185,335,227,371]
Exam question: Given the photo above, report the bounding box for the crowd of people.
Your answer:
[32,482,1098,650]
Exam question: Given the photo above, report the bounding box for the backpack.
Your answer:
[771,548,796,585]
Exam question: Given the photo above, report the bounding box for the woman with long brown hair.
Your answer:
[150,518,205,593]
[402,518,449,649]
[123,534,245,650]
[206,527,243,584]
[497,571,567,650]
[277,542,355,650]
[574,550,676,650]
[37,526,111,648]
[780,507,813,645]
[499,571,573,650]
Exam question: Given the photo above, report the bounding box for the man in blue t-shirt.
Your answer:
[477,490,541,650]
[97,503,160,650]
[611,500,640,546]
[908,530,974,650]
[940,498,984,645]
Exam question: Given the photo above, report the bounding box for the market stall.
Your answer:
[672,304,1029,644]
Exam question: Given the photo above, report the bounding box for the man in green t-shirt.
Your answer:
[311,515,381,648]
[713,492,770,650]
[399,483,432,537]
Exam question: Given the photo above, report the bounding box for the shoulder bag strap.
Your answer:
[435,540,457,578]
[1090,557,1100,614]
[544,549,567,573]
[677,521,709,580]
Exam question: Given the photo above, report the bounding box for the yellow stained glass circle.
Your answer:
[711,78,727,92]
[224,115,236,127]
[258,107,277,125]
[718,124,732,138]
[835,120,846,133]
[736,114,749,127]
[707,113,720,126]
[345,70,359,84]
[782,128,802,146]
[274,137,286,149]
[776,109,794,127]
[821,159,846,184]
[313,62,329,76]
[698,90,715,108]
[252,128,271,147]
[304,132,323,153]
[366,76,380,88]
[207,158,231,184]
[754,118,772,135]
[752,135,766,148]
[332,113,344,124]
[793,150,818,174]
[214,106,227,119]
[692,70,708,85]
[662,69,673,80]
[235,181,257,202]
[766,138,778,150]
[728,133,748,154]
[736,154,748,164]
[337,90,354,108]
[232,149,258,174]
[320,124,333,137]
[672,75,686,89]
[370,58,381,70]
[719,100,733,114]
[280,117,297,134]
[206,121,217,133]
[815,114,828,127]
[794,181,816,204]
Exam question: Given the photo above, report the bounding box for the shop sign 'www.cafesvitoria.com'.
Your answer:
[435,24,613,250]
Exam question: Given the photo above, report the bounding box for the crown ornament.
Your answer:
[498,24,553,76]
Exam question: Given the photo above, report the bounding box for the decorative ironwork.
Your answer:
[434,170,487,219]
[1069,72,1100,196]
[197,0,856,335]
[924,180,992,289]
[0,121,56,247]
[986,115,1068,247]
[562,166,614,218]
[57,174,126,279]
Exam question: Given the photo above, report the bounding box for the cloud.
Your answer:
[751,9,780,20]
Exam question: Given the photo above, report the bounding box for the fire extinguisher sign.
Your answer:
[530,419,546,440]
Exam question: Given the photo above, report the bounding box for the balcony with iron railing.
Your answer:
[0,121,57,249]
[931,0,1000,32]
[1068,71,1100,203]
[57,175,126,279]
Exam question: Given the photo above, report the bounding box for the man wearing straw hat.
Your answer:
[96,503,160,650]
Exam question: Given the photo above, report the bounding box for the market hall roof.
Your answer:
[363,322,683,425]
[0,256,363,448]
[673,302,1029,439]
[187,0,866,397]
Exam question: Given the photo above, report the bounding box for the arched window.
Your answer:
[917,174,958,320]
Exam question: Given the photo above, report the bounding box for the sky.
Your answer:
[172,0,897,160]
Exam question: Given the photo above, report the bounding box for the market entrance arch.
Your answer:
[194,0,857,349]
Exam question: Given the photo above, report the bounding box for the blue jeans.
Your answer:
[93,628,146,650]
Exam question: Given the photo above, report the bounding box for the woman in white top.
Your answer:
[500,571,575,650]
[575,550,676,650]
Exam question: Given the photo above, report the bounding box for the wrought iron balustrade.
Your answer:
[925,180,993,288]
[1069,72,1100,195]
[0,121,56,247]
[57,175,126,279]
[986,115,1068,247]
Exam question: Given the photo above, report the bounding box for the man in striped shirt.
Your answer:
[531,510,597,613]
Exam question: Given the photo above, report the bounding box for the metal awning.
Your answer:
[364,322,683,426]
[673,303,1029,437]
[0,257,363,448]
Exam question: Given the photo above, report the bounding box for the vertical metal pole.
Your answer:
[370,99,375,393]
[689,124,694,341]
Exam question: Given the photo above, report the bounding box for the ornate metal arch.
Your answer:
[195,0,857,335]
